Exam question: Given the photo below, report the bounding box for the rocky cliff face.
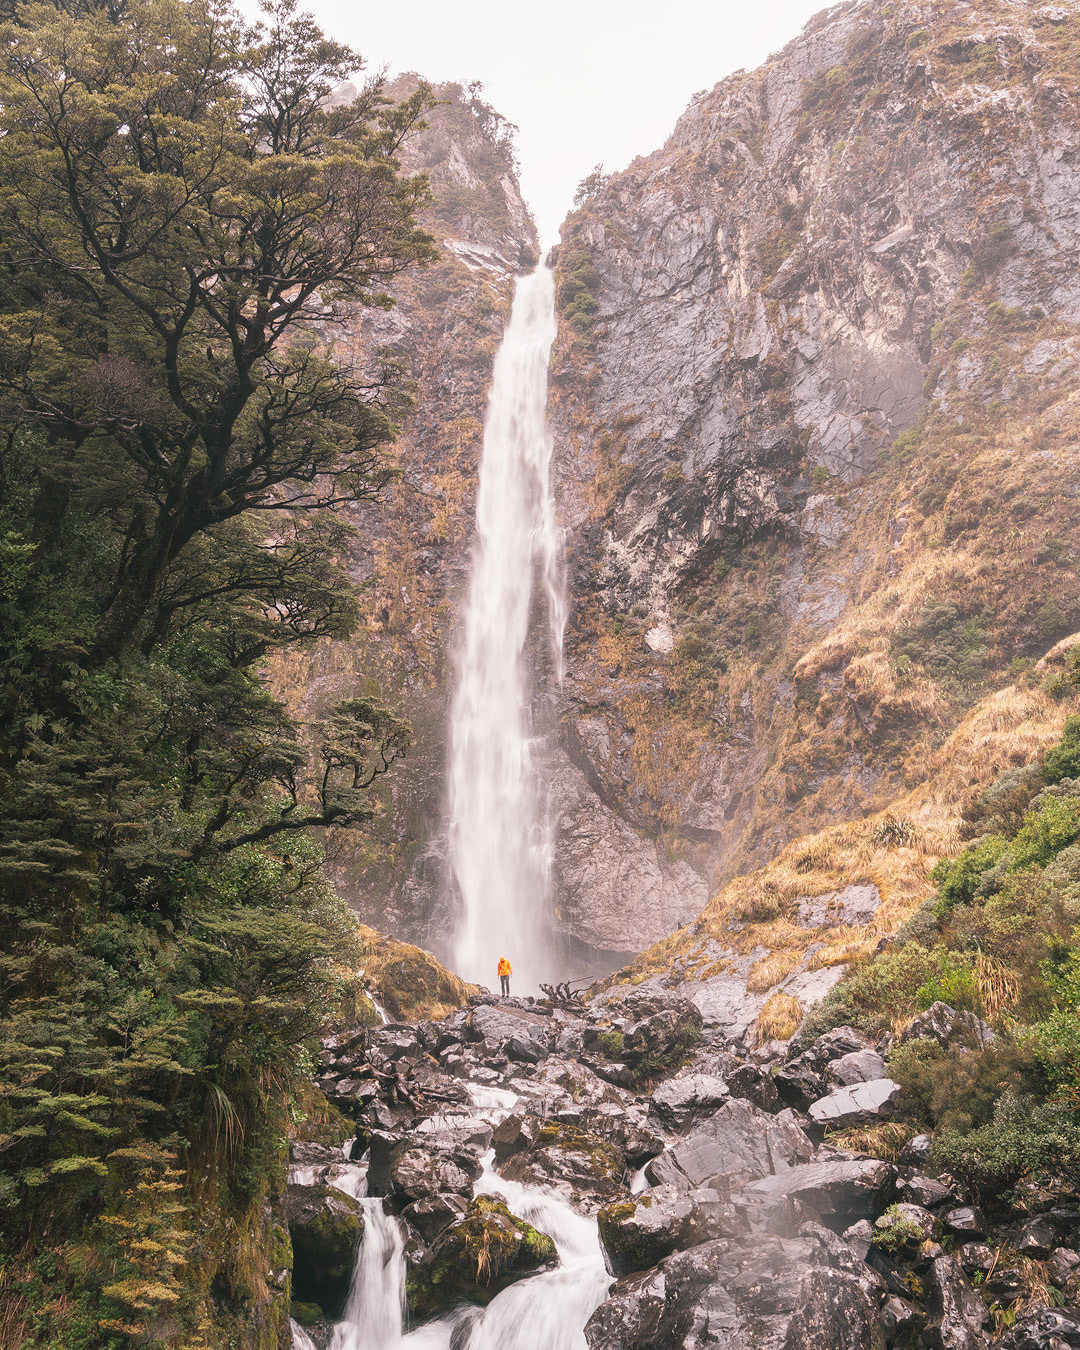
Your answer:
[547,0,1080,960]
[273,80,537,948]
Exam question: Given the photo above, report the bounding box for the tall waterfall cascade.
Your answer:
[447,266,566,991]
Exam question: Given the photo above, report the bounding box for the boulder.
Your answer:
[281,1183,363,1320]
[1049,1247,1080,1297]
[1017,1214,1056,1259]
[775,1026,868,1108]
[648,1073,729,1132]
[898,1175,954,1208]
[996,1307,1080,1349]
[644,1098,812,1191]
[941,1206,988,1239]
[742,1159,896,1224]
[584,1236,792,1350]
[400,1193,469,1243]
[469,1003,552,1054]
[782,1266,886,1350]
[871,1202,937,1255]
[500,1121,626,1212]
[808,1078,902,1128]
[726,1061,781,1111]
[923,1254,990,1350]
[491,1112,544,1163]
[825,1048,887,1086]
[386,1139,481,1202]
[880,1294,925,1344]
[597,1184,741,1276]
[899,1002,994,1050]
[405,1194,557,1321]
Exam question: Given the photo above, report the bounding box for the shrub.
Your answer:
[931,834,1008,915]
[932,1090,1080,1204]
[915,951,982,1014]
[1044,715,1080,785]
[800,943,938,1040]
[887,1037,1043,1136]
[873,1203,931,1254]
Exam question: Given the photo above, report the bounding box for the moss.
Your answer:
[290,1300,323,1326]
[407,1196,556,1321]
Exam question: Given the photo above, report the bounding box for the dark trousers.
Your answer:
[500,975,510,996]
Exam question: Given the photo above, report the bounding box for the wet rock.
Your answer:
[644,1097,812,1191]
[500,1121,626,1211]
[880,1293,925,1344]
[843,1218,874,1261]
[957,1243,996,1276]
[923,1254,990,1350]
[872,1202,937,1255]
[775,1027,868,1108]
[898,1133,933,1166]
[825,1048,886,1087]
[996,1307,1080,1349]
[808,1077,901,1128]
[648,1072,729,1132]
[282,1183,363,1320]
[725,1060,780,1111]
[385,1138,482,1202]
[1018,1214,1057,1259]
[742,1158,897,1224]
[400,1193,469,1243]
[469,1003,552,1054]
[899,1002,994,1051]
[406,1194,557,1321]
[941,1206,988,1239]
[782,1266,886,1350]
[898,1175,954,1209]
[597,1184,741,1276]
[1049,1247,1080,1297]
[491,1112,544,1164]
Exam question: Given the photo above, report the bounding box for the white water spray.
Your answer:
[448,267,566,991]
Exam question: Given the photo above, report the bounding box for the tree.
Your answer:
[0,0,437,663]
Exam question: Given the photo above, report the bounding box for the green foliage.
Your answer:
[872,1203,930,1255]
[595,1030,625,1059]
[932,1090,1080,1204]
[0,0,430,1340]
[1044,714,1080,784]
[891,600,990,689]
[811,721,1080,1205]
[556,249,602,338]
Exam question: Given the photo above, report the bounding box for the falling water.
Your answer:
[317,1090,611,1350]
[448,266,566,991]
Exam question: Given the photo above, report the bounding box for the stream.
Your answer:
[291,1081,611,1350]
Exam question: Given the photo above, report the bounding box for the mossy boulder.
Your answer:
[500,1121,626,1211]
[406,1195,557,1321]
[281,1183,362,1320]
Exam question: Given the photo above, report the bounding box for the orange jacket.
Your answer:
[497,958,512,977]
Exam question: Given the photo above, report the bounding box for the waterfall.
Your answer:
[447,266,566,992]
[330,1197,407,1350]
[313,1090,611,1350]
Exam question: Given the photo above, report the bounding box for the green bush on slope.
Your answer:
[804,706,1080,1203]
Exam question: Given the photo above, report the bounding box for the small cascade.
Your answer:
[313,1085,612,1350]
[330,1198,407,1350]
[447,266,566,992]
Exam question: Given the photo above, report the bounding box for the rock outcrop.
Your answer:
[546,0,1080,963]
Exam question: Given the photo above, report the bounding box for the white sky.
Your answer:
[291,0,831,247]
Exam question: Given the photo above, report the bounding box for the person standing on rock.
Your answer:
[497,956,512,997]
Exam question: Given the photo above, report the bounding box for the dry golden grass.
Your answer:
[974,952,1022,1022]
[609,677,1071,996]
[745,948,804,994]
[753,991,803,1045]
[829,1121,919,1162]
[357,925,472,1022]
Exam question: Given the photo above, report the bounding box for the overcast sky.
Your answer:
[283,0,831,246]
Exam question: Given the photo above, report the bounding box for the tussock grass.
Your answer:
[746,947,804,993]
[754,991,803,1045]
[829,1120,919,1162]
[607,679,1070,996]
